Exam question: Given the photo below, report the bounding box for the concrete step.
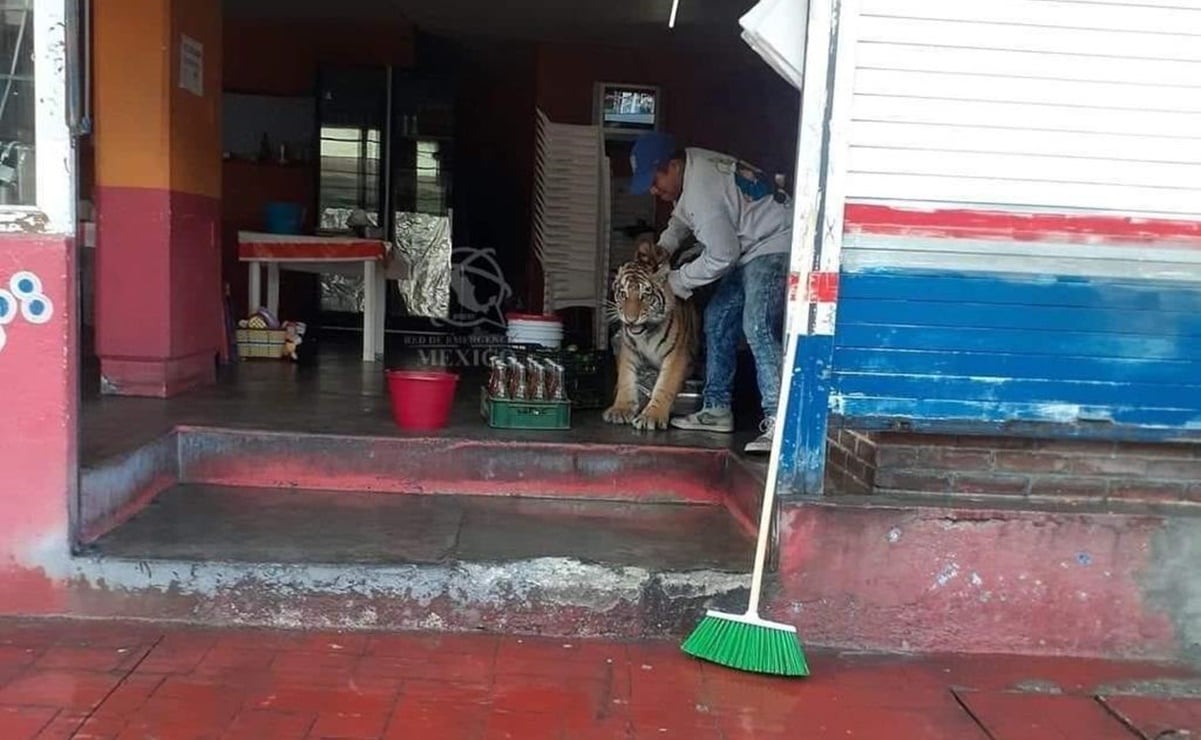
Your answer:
[827,429,1201,505]
[70,425,1201,661]
[69,484,756,638]
[87,484,753,570]
[80,427,761,545]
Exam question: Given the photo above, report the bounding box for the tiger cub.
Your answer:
[602,239,700,431]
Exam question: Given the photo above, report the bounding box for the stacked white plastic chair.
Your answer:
[531,108,611,348]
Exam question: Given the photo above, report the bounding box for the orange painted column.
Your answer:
[94,0,223,397]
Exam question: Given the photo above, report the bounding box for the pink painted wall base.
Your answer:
[771,497,1197,662]
[0,235,75,615]
[95,187,222,397]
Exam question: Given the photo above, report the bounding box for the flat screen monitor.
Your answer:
[595,83,660,136]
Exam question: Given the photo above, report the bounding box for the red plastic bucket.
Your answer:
[385,369,459,431]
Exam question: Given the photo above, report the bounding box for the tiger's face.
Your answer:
[609,240,674,336]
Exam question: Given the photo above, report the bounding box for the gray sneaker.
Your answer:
[744,417,776,454]
[670,407,735,433]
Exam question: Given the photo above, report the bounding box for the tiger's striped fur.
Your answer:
[602,240,700,431]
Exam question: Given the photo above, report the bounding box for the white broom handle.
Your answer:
[745,321,803,616]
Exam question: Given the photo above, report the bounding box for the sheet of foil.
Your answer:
[319,207,378,233]
[316,211,451,317]
[320,274,365,313]
[394,211,452,318]
[317,208,376,313]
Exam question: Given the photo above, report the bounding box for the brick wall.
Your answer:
[824,429,879,495]
[870,434,1201,504]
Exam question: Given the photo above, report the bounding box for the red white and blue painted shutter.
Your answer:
[827,0,1201,435]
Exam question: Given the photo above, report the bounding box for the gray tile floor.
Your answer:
[82,352,763,467]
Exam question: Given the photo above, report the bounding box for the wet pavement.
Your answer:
[87,484,753,571]
[0,617,1196,739]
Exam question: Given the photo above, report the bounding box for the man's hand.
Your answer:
[672,243,704,268]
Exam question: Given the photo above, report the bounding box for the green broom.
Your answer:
[681,327,809,677]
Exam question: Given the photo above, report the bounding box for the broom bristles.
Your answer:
[681,610,809,677]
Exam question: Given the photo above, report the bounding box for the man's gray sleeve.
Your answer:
[657,214,692,254]
[667,214,741,299]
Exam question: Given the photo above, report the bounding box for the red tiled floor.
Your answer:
[483,709,567,740]
[361,649,496,687]
[0,617,1195,739]
[309,707,392,739]
[193,644,278,677]
[82,673,161,721]
[34,711,90,740]
[248,684,396,719]
[223,709,314,740]
[381,694,487,739]
[955,690,1136,739]
[121,679,244,737]
[0,669,123,711]
[1101,695,1201,737]
[33,645,145,674]
[134,631,215,675]
[292,631,371,656]
[270,650,361,688]
[0,705,57,740]
[0,646,41,671]
[493,635,627,678]
[72,711,126,739]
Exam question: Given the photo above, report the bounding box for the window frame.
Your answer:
[0,0,73,236]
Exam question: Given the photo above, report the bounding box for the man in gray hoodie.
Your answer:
[629,132,793,454]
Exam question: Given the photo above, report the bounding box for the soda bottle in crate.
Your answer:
[487,356,509,399]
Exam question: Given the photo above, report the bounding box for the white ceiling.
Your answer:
[223,0,756,49]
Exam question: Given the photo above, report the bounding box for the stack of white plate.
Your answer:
[506,314,564,349]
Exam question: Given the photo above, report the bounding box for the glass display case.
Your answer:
[315,66,388,317]
[315,66,387,237]
[388,73,455,321]
[314,65,457,322]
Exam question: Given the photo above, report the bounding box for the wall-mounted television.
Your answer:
[594,82,660,138]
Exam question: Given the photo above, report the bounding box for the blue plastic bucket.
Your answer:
[264,202,305,234]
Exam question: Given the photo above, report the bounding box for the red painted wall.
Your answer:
[535,41,801,180]
[770,501,1183,660]
[223,19,416,96]
[0,236,75,612]
[220,18,417,321]
[220,161,316,321]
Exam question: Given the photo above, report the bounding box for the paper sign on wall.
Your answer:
[179,35,203,96]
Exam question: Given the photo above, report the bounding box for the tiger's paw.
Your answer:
[603,403,640,425]
[632,405,671,431]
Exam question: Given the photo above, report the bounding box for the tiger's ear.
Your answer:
[635,238,669,269]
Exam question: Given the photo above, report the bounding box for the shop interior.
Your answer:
[76,0,803,482]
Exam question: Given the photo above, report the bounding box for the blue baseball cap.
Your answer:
[629,132,677,195]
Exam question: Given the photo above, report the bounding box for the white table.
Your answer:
[237,231,402,361]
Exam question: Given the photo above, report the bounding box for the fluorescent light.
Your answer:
[668,0,680,28]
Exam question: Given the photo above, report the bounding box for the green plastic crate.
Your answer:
[479,386,572,430]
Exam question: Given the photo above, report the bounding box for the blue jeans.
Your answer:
[701,252,787,417]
